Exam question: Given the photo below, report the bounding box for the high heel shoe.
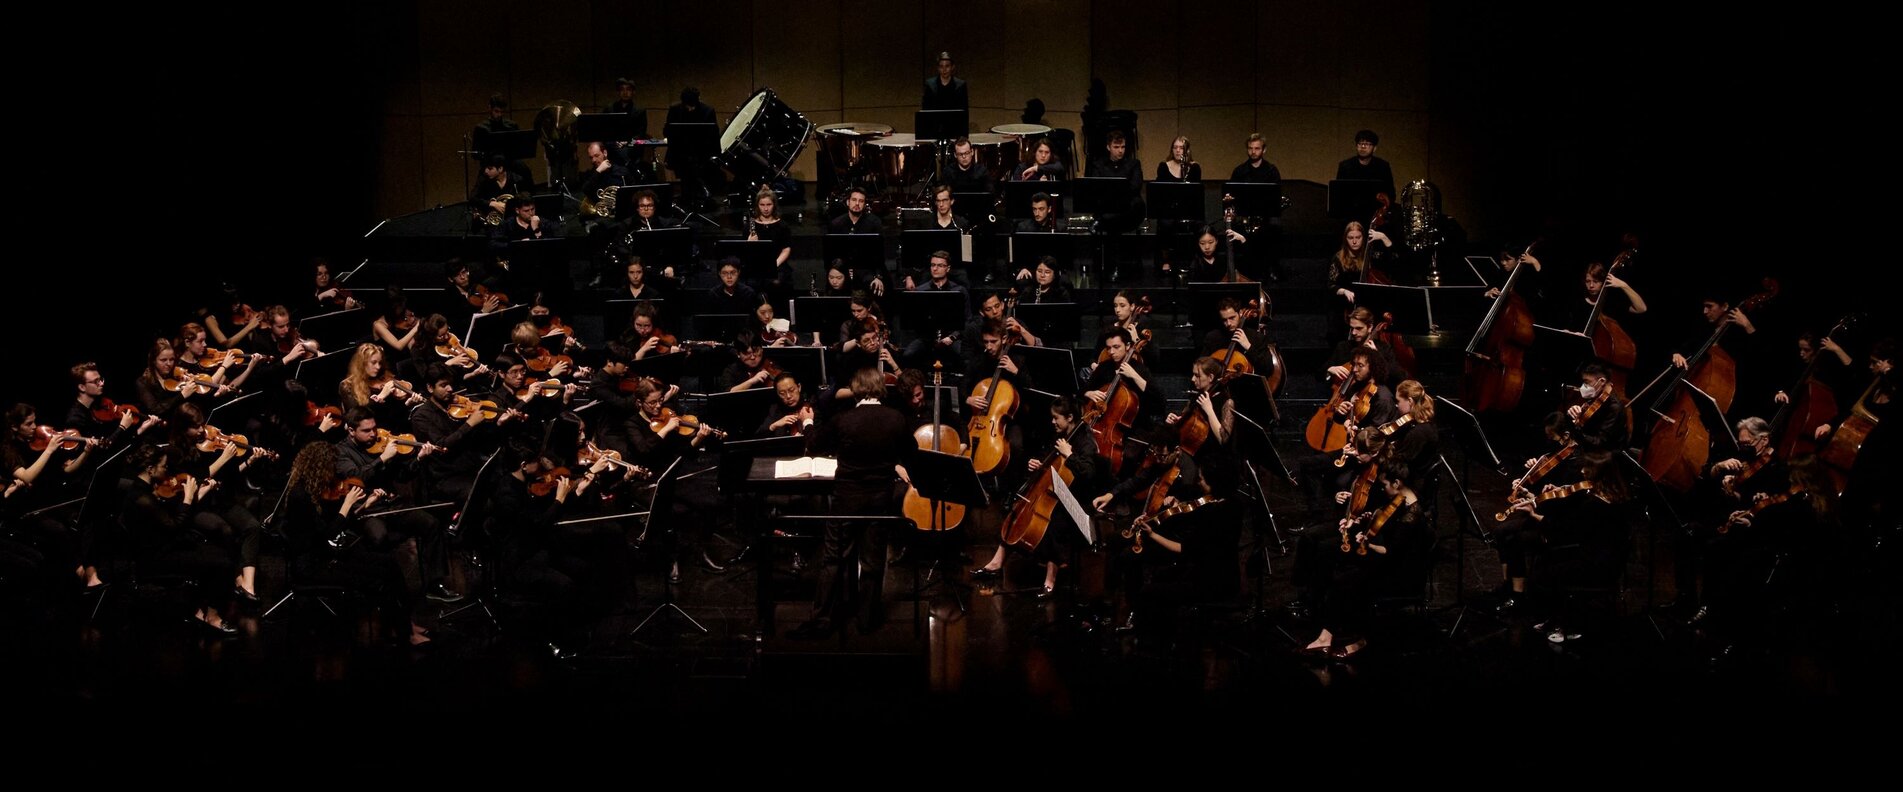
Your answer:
[187,616,238,637]
[233,585,260,604]
[970,565,1002,579]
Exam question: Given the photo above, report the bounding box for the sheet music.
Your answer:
[1051,470,1094,544]
[773,456,838,479]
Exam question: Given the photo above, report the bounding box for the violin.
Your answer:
[1334,414,1413,467]
[648,408,726,438]
[1130,496,1222,554]
[644,333,720,356]
[468,285,509,309]
[544,317,584,348]
[231,304,260,327]
[159,367,218,395]
[367,429,430,455]
[198,347,246,370]
[1719,486,1806,535]
[152,472,192,500]
[1495,480,1598,522]
[369,373,418,401]
[1351,492,1409,555]
[528,466,572,497]
[516,379,565,401]
[320,476,367,502]
[1721,447,1774,499]
[434,332,475,364]
[446,394,501,421]
[197,425,273,459]
[316,283,354,309]
[29,426,84,452]
[90,398,142,424]
[304,401,342,427]
[580,443,653,478]
[277,327,320,356]
[522,346,574,374]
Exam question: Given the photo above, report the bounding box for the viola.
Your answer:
[369,374,417,401]
[434,332,475,365]
[316,284,354,309]
[277,328,319,356]
[528,466,572,497]
[90,398,142,424]
[468,285,509,309]
[152,472,192,500]
[231,304,260,327]
[320,476,367,501]
[648,408,726,438]
[446,394,501,421]
[580,443,652,478]
[159,367,218,394]
[1495,481,1598,522]
[197,425,272,459]
[516,379,565,400]
[1350,492,1409,555]
[1130,496,1222,554]
[29,426,83,452]
[304,401,342,427]
[367,429,429,455]
[522,346,574,374]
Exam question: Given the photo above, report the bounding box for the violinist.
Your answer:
[971,396,1105,600]
[118,445,240,636]
[527,294,583,350]
[835,292,886,354]
[1300,463,1429,660]
[5,404,101,586]
[310,258,360,313]
[1496,451,1634,645]
[202,283,262,348]
[445,259,502,328]
[788,370,913,638]
[371,287,422,354]
[1567,364,1630,452]
[1488,412,1580,615]
[177,321,257,392]
[281,442,430,646]
[409,363,503,503]
[1325,307,1402,388]
[1694,455,1835,663]
[1108,456,1244,636]
[250,307,321,394]
[1672,415,1786,617]
[332,407,459,603]
[721,336,777,393]
[587,343,656,457]
[340,342,423,418]
[751,299,794,348]
[481,437,605,657]
[509,322,575,380]
[629,377,717,469]
[1199,297,1278,379]
[760,373,816,437]
[65,362,162,446]
[619,300,670,359]
[136,339,217,417]
[165,403,268,602]
[415,314,491,382]
[706,257,761,316]
[1386,380,1442,492]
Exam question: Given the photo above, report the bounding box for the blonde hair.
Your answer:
[342,342,382,406]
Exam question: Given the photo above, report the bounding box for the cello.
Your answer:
[1585,249,1639,392]
[966,293,1022,475]
[1638,280,1779,492]
[903,363,968,532]
[999,422,1086,551]
[1306,373,1376,453]
[1771,314,1859,460]
[1081,329,1152,471]
[1464,242,1538,414]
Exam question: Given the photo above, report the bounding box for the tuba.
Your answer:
[1400,180,1440,253]
[534,100,583,183]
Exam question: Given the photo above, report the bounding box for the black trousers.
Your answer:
[813,483,896,629]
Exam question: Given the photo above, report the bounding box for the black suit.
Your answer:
[922,77,968,111]
[808,400,911,631]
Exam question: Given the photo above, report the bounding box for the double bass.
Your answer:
[1585,248,1639,391]
[903,363,968,532]
[1464,242,1538,414]
[1639,280,1779,492]
[1772,314,1859,460]
[1818,370,1889,495]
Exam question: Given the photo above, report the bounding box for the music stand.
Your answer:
[1072,176,1133,217]
[1146,181,1204,223]
[1224,181,1284,218]
[714,239,782,288]
[297,307,370,352]
[294,349,354,396]
[627,226,695,271]
[628,457,707,636]
[1012,345,1079,397]
[1004,180,1066,219]
[1425,285,1491,334]
[473,128,538,162]
[1684,382,1739,460]
[915,109,968,142]
[1327,179,1384,220]
[505,238,572,296]
[1009,231,1070,270]
[465,304,529,360]
[574,112,642,144]
[953,191,995,225]
[208,391,266,426]
[791,296,851,338]
[1355,283,1433,334]
[897,290,968,341]
[764,346,826,394]
[901,228,964,272]
[699,387,780,440]
[1531,324,1596,380]
[622,350,689,387]
[900,447,989,624]
[1013,301,1080,349]
[662,121,721,221]
[530,193,568,224]
[822,233,885,284]
[436,449,505,628]
[686,312,750,348]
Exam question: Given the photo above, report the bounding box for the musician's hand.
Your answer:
[416,443,439,459]
[903,276,917,290]
[341,485,366,512]
[1567,404,1583,422]
[199,478,220,496]
[1525,457,1540,470]
[968,395,988,411]
[214,384,234,397]
[1368,230,1391,247]
[1726,308,1754,333]
[1026,458,1043,473]
[140,415,164,434]
[380,442,401,462]
[1518,253,1541,271]
[1165,412,1180,426]
[1774,390,1789,405]
[662,418,682,435]
[1338,516,1354,530]
[937,335,955,347]
[550,360,572,377]
[1671,353,1689,370]
[1605,274,1629,290]
[1020,165,1037,180]
[482,295,502,314]
[1339,288,1356,304]
[1876,359,1894,376]
[870,277,885,297]
[555,476,575,501]
[1714,458,1743,473]
[465,408,487,427]
[1226,229,1247,244]
[1001,355,1019,375]
[1720,474,1737,491]
[1085,390,1107,404]
[1055,438,1072,458]
[1484,287,1501,300]
[1327,365,1350,381]
[1091,493,1113,511]
[1334,400,1353,417]
[637,336,660,358]
[1511,500,1535,515]
[1728,509,1753,527]
[595,158,611,174]
[1815,424,1832,440]
[217,443,238,462]
[1197,391,1214,417]
[116,409,138,430]
[1335,491,1351,505]
[1226,328,1251,352]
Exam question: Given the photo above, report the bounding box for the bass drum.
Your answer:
[719,89,814,192]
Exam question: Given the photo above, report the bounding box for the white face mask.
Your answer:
[1578,383,1599,400]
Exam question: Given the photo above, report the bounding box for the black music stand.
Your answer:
[602,298,666,344]
[1531,324,1596,383]
[823,233,885,285]
[1004,180,1066,219]
[900,447,989,625]
[699,387,779,440]
[1425,285,1490,335]
[662,121,720,220]
[1013,301,1081,349]
[629,457,708,637]
[435,450,504,629]
[1683,382,1739,460]
[619,182,677,221]
[1009,231,1070,271]
[953,191,995,226]
[465,304,529,360]
[915,109,968,142]
[714,239,782,289]
[1072,177,1133,219]
[1355,283,1433,334]
[530,193,568,224]
[297,307,370,352]
[622,350,689,387]
[791,296,851,338]
[293,349,353,394]
[901,228,964,272]
[627,226,695,271]
[1327,178,1384,220]
[574,112,642,145]
[1185,282,1263,336]
[764,346,826,393]
[1146,181,1204,223]
[1013,345,1080,398]
[1223,181,1284,218]
[686,312,750,348]
[473,128,538,163]
[897,290,968,341]
[505,238,572,296]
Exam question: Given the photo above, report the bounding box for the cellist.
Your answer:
[1325,307,1403,388]
[1081,328,1165,466]
[1198,297,1277,379]
[972,397,1104,600]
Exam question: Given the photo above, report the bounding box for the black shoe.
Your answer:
[1686,605,1711,626]
[1034,585,1056,600]
[723,545,752,567]
[970,566,1002,579]
[1492,596,1520,614]
[187,616,238,637]
[425,584,464,603]
[791,553,806,573]
[667,562,682,585]
[699,551,728,573]
[233,585,260,604]
[787,619,834,640]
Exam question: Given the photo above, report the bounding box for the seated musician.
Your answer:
[584,342,655,456]
[136,340,217,418]
[819,261,855,297]
[1481,245,1542,303]
[1695,455,1835,663]
[620,300,670,359]
[341,342,424,421]
[1014,191,1061,233]
[331,407,460,604]
[488,352,574,434]
[508,322,575,380]
[311,258,360,313]
[834,321,901,401]
[1500,451,1635,644]
[706,257,761,315]
[5,403,104,588]
[372,287,422,354]
[957,292,1007,371]
[970,397,1106,599]
[1489,412,1581,614]
[759,373,816,437]
[481,436,612,659]
[722,336,777,394]
[526,294,584,353]
[1327,221,1393,316]
[628,189,679,232]
[1570,259,1649,328]
[1082,327,1165,436]
[1568,364,1630,452]
[163,403,269,602]
[1108,454,1243,634]
[281,442,431,646]
[1085,130,1144,235]
[470,154,525,225]
[827,186,883,234]
[201,284,262,349]
[1020,255,1071,304]
[941,140,990,194]
[497,196,547,246]
[1181,225,1240,282]
[834,292,886,355]
[1165,357,1238,480]
[407,363,501,503]
[65,361,162,448]
[253,305,321,370]
[177,321,258,394]
[750,298,794,348]
[1325,307,1403,388]
[118,445,241,636]
[1672,415,1786,624]
[1198,297,1278,380]
[1011,139,1064,182]
[1300,462,1431,660]
[617,256,673,304]
[444,259,502,329]
[414,314,492,383]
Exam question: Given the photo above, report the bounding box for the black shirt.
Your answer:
[810,400,911,501]
[1334,156,1396,200]
[1229,159,1281,185]
[1156,160,1203,183]
[828,212,884,234]
[704,282,760,316]
[922,77,969,111]
[944,162,990,193]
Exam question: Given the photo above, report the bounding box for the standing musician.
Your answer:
[1299,462,1430,660]
[1326,307,1403,388]
[1482,245,1544,305]
[1774,331,1855,443]
[1199,297,1277,380]
[921,51,968,111]
[789,370,912,638]
[1153,135,1201,272]
[331,407,460,604]
[665,87,719,208]
[1334,129,1396,204]
[1565,259,1649,329]
[1666,289,1768,410]
[1223,132,1283,280]
[971,396,1105,599]
[744,185,795,294]
[607,76,651,173]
